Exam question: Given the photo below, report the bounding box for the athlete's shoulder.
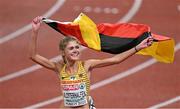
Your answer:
[83,59,96,71]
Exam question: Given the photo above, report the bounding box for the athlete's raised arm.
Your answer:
[85,36,153,70]
[29,16,58,71]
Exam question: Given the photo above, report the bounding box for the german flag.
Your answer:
[42,13,174,63]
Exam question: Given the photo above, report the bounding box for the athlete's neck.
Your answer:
[67,60,76,67]
[66,60,78,74]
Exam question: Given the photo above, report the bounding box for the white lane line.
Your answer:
[148,96,180,109]
[23,43,180,108]
[0,0,143,83]
[0,0,66,44]
[24,96,64,109]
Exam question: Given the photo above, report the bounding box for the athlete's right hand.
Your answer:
[32,16,42,33]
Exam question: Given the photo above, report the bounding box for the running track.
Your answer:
[0,0,180,108]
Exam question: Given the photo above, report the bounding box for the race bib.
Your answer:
[61,80,87,107]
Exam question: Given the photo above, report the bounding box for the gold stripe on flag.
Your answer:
[73,13,101,51]
[137,39,174,63]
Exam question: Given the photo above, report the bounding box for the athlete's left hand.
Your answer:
[136,36,154,51]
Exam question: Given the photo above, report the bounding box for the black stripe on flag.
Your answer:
[100,32,150,54]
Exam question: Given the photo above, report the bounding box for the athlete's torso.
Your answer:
[59,61,90,108]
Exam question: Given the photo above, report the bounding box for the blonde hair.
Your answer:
[59,37,78,51]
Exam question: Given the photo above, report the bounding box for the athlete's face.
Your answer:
[63,41,81,62]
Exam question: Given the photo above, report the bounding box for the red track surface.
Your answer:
[0,0,180,108]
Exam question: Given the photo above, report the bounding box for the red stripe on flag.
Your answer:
[97,23,150,38]
[57,23,88,46]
